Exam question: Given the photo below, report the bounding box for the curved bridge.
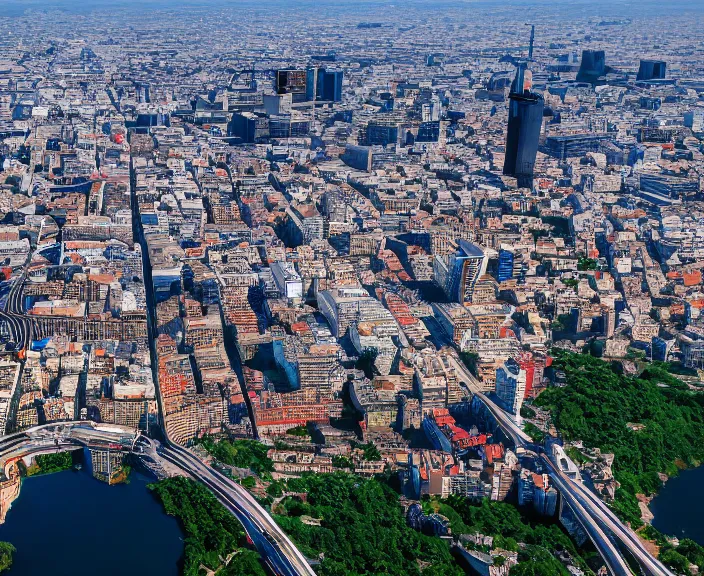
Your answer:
[0,422,316,576]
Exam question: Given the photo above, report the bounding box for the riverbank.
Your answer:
[22,450,76,477]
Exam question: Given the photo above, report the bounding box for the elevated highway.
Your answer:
[0,270,31,352]
[446,348,673,576]
[155,441,316,576]
[542,454,674,576]
[0,421,316,576]
[0,170,316,575]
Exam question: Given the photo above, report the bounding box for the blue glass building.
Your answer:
[497,249,515,282]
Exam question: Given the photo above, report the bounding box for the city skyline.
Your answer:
[0,1,703,575]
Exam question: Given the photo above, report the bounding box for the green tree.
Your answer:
[659,548,691,575]
[221,550,267,576]
[272,473,464,576]
[196,437,274,475]
[27,452,74,476]
[149,477,262,576]
[535,351,704,526]
[459,352,479,378]
[510,545,570,576]
[0,542,15,573]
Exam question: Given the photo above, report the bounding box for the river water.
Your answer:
[650,466,704,545]
[0,460,184,576]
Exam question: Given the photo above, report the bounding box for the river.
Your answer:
[0,456,184,576]
[650,466,704,545]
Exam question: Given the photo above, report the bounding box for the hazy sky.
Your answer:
[3,0,703,19]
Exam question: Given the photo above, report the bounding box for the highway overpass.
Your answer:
[0,422,316,576]
[447,348,674,576]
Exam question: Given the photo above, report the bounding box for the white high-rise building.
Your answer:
[495,357,526,416]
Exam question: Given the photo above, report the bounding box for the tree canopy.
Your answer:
[271,472,464,576]
[0,542,15,573]
[149,476,265,576]
[535,351,704,527]
[196,436,274,475]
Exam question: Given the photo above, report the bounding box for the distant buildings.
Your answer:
[576,49,610,84]
[0,10,703,573]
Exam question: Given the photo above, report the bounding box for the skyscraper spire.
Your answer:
[503,26,544,188]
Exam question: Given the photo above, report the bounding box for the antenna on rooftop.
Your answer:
[511,25,537,95]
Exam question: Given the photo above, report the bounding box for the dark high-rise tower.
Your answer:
[576,50,611,84]
[317,69,343,102]
[503,63,544,188]
[637,60,667,81]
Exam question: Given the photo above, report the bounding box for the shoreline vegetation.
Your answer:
[0,542,14,574]
[263,471,597,576]
[22,451,75,477]
[148,476,266,576]
[533,351,704,574]
[109,463,132,485]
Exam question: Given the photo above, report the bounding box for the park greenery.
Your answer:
[25,451,74,476]
[269,472,465,576]
[285,425,309,437]
[653,360,699,378]
[149,476,266,576]
[0,542,14,573]
[196,436,274,476]
[350,440,381,461]
[331,455,353,469]
[424,496,593,576]
[520,404,536,419]
[577,257,598,271]
[240,475,257,489]
[535,351,704,528]
[266,472,595,576]
[641,525,704,576]
[522,422,545,444]
[510,545,575,576]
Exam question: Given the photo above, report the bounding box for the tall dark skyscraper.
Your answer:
[576,50,611,84]
[503,64,544,188]
[318,69,343,102]
[305,68,344,102]
[637,59,667,81]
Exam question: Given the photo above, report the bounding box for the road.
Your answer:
[446,347,674,576]
[0,422,316,576]
[128,162,315,576]
[444,350,533,447]
[551,457,675,576]
[544,462,633,576]
[0,167,315,576]
[0,422,140,478]
[0,269,31,352]
[155,441,316,576]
